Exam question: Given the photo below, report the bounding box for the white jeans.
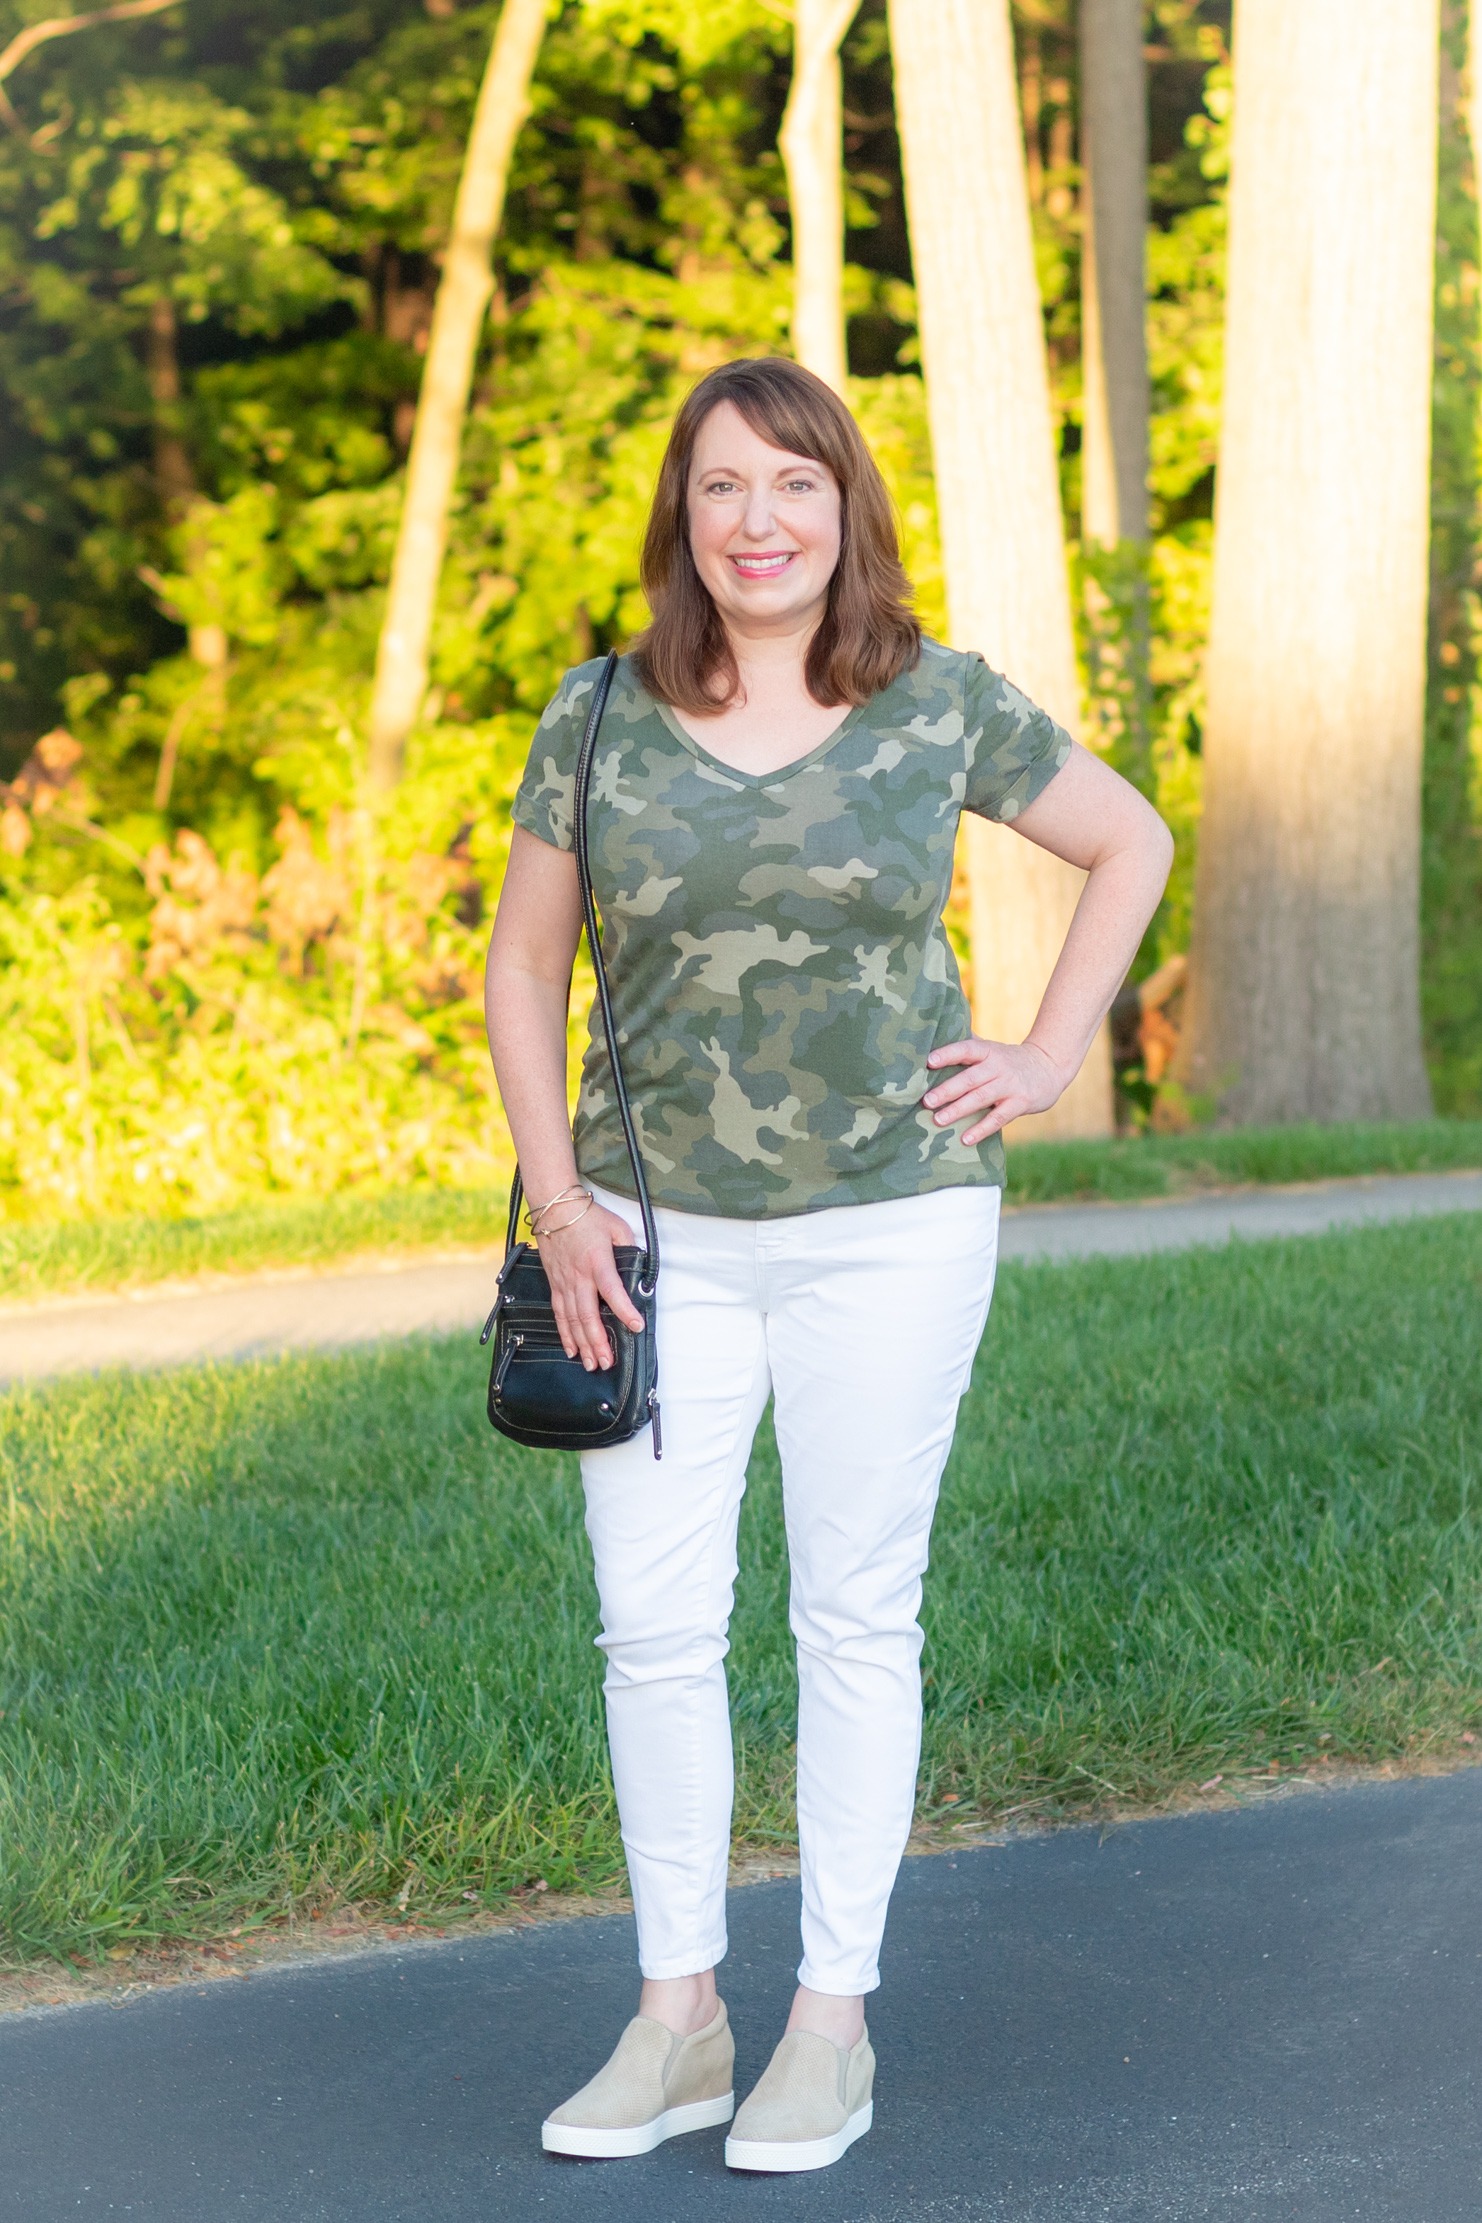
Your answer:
[581,1180,1002,1997]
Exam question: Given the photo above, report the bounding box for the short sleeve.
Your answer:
[510,664,598,852]
[961,654,1074,824]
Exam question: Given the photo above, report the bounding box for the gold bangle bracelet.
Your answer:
[525,1181,590,1237]
[532,1193,595,1239]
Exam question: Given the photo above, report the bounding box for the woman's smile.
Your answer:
[728,550,799,578]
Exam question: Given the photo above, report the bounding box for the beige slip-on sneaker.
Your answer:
[540,2002,735,2159]
[724,2026,874,2173]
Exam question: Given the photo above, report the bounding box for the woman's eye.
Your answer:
[783,478,817,494]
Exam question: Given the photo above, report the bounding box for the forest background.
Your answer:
[1,0,1478,1225]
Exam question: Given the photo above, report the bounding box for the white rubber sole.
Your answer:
[541,2090,734,2159]
[725,2099,873,2173]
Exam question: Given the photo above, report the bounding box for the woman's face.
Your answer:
[686,400,843,639]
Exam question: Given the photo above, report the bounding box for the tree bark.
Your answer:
[1079,0,1151,780]
[144,293,227,743]
[1019,24,1044,208]
[780,0,861,394]
[888,0,1113,1137]
[1079,0,1148,549]
[1180,0,1439,1123]
[145,293,196,519]
[366,0,547,790]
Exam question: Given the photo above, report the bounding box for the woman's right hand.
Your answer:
[538,1203,647,1370]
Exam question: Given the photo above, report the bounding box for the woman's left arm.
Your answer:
[923,745,1174,1143]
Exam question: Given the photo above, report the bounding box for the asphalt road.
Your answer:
[3,1767,1479,2222]
[2,1167,1479,1385]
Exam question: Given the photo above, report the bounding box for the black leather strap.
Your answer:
[506,651,659,1291]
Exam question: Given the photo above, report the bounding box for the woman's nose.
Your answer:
[742,491,777,538]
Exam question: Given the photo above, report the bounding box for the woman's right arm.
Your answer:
[484,826,644,1371]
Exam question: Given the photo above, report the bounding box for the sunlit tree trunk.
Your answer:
[1079,0,1151,776]
[1180,0,1439,1122]
[1079,0,1147,549]
[889,0,1113,1136]
[367,0,547,790]
[780,0,860,393]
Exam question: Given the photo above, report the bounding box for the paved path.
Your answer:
[3,1768,1479,2221]
[1,1168,1478,1386]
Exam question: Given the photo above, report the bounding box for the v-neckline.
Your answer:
[651,697,866,789]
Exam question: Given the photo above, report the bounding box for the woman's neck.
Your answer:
[668,612,850,775]
[721,610,824,705]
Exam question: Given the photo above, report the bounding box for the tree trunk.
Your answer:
[366,0,547,790]
[144,292,227,757]
[780,0,861,393]
[1019,24,1044,209]
[1079,0,1151,779]
[888,0,1113,1137]
[145,293,196,519]
[1079,0,1148,544]
[1180,0,1439,1123]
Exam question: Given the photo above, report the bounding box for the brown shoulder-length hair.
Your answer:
[630,357,921,714]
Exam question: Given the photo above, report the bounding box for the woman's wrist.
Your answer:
[516,1158,583,1209]
[1020,1035,1076,1100]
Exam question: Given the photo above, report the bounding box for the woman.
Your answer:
[485,357,1171,2174]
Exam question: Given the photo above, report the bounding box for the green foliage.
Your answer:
[0,1,809,1218]
[0,0,1477,1222]
[0,777,513,1221]
[38,80,356,333]
[582,0,781,73]
[3,1215,1479,1960]
[0,0,961,1220]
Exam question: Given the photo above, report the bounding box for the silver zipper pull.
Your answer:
[492,1332,524,1397]
[648,1391,663,1459]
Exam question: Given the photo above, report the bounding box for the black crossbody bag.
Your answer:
[481,651,662,1458]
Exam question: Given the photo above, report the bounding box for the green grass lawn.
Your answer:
[2,1117,1480,1305]
[3,1212,1480,1965]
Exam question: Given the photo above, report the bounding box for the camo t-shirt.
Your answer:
[512,640,1072,1218]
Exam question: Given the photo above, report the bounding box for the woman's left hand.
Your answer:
[922,1036,1068,1144]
